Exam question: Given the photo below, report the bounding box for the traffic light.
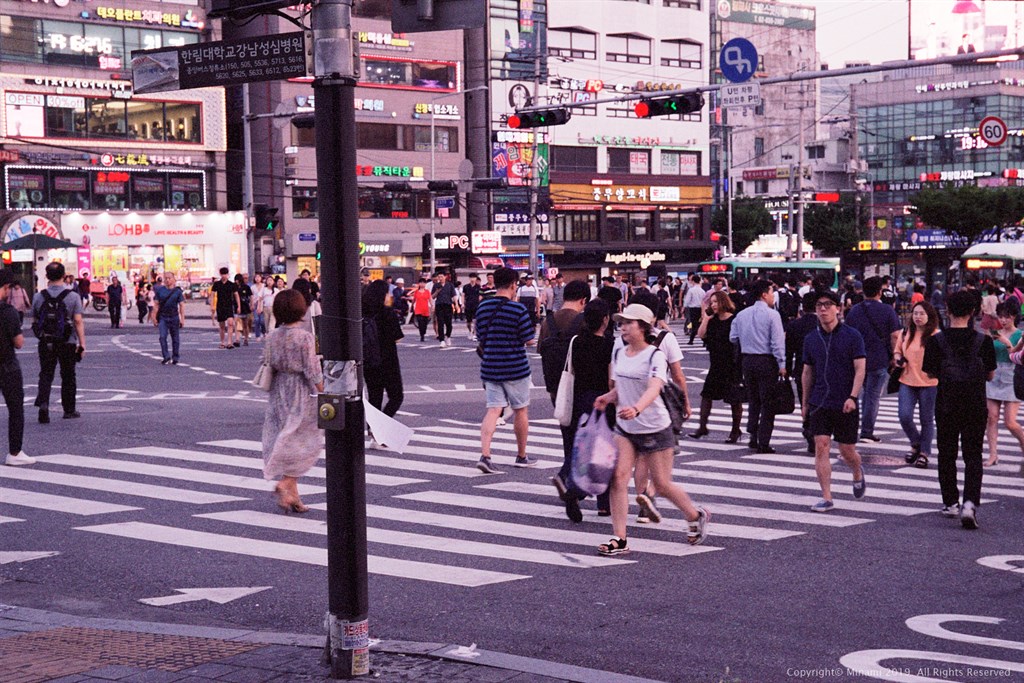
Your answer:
[634,93,704,118]
[473,178,508,190]
[427,180,458,193]
[508,107,571,129]
[254,204,280,232]
[316,242,321,261]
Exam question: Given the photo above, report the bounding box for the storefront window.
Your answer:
[51,173,89,209]
[629,212,650,239]
[89,100,126,138]
[660,211,698,241]
[552,212,598,242]
[93,170,128,210]
[165,102,201,142]
[5,167,206,211]
[7,172,47,209]
[1,16,42,63]
[606,212,627,241]
[357,122,398,149]
[170,175,204,209]
[292,187,318,218]
[131,174,167,209]
[606,211,652,241]
[361,58,456,91]
[411,125,458,152]
[44,95,87,138]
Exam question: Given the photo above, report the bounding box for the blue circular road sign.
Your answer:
[719,38,758,83]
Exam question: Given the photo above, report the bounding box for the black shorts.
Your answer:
[465,306,478,322]
[808,406,859,445]
[216,310,235,323]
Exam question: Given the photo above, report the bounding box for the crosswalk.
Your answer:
[2,397,1022,588]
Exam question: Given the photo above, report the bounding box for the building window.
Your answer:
[548,28,597,60]
[606,34,651,64]
[292,121,315,147]
[552,212,598,242]
[357,122,398,149]
[356,188,459,219]
[807,145,826,159]
[663,0,700,7]
[660,40,701,69]
[353,0,391,19]
[754,180,769,194]
[292,187,318,219]
[608,148,649,174]
[606,211,652,241]
[550,146,597,172]
[5,167,205,211]
[660,211,699,241]
[409,125,458,152]
[361,58,457,91]
[661,151,700,175]
[754,137,765,160]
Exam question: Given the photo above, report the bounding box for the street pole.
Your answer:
[726,125,734,256]
[430,108,436,275]
[528,47,541,278]
[312,0,369,678]
[243,82,255,275]
[796,87,806,262]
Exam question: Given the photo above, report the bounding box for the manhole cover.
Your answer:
[74,405,134,414]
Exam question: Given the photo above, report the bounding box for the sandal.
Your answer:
[636,493,662,524]
[913,455,929,469]
[984,458,999,467]
[687,507,710,546]
[597,537,628,556]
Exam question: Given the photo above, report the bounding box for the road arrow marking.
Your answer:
[139,586,272,607]
[0,551,60,565]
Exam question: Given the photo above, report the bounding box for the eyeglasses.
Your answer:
[815,301,837,309]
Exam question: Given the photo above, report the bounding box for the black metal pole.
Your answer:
[312,0,369,678]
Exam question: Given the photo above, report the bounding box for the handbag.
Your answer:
[886,365,904,394]
[1014,363,1024,401]
[725,382,748,405]
[771,376,796,415]
[252,357,273,391]
[553,336,576,426]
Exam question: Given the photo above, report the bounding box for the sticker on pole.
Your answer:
[979,116,1007,147]
[719,38,758,84]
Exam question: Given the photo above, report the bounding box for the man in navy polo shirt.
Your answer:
[474,267,537,473]
[802,289,868,512]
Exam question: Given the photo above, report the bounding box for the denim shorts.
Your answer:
[614,426,677,455]
[484,376,532,409]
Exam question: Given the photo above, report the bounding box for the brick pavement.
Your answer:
[0,605,662,683]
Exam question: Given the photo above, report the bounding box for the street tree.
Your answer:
[803,197,860,256]
[712,199,774,255]
[911,186,1024,244]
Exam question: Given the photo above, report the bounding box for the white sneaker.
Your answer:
[5,452,36,466]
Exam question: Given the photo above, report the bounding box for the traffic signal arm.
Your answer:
[508,107,571,129]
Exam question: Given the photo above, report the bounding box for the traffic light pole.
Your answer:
[242,82,255,275]
[311,0,369,678]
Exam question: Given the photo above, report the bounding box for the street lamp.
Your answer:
[428,85,487,274]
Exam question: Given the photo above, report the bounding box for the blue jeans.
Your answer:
[253,312,265,338]
[898,383,937,455]
[859,367,889,438]
[159,317,181,361]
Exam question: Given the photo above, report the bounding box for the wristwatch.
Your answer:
[847,395,858,402]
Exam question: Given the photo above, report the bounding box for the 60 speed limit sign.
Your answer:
[979,116,1008,147]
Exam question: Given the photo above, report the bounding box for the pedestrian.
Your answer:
[844,276,902,443]
[729,279,787,453]
[0,270,32,466]
[265,277,280,331]
[985,301,1024,468]
[292,268,318,306]
[252,274,268,340]
[593,303,709,555]
[550,298,613,521]
[785,292,821,452]
[410,278,432,342]
[922,290,995,528]
[516,274,541,328]
[262,289,324,514]
[462,273,481,341]
[682,274,704,345]
[551,273,565,313]
[106,276,124,328]
[431,271,456,347]
[597,276,623,316]
[880,275,899,308]
[151,272,186,365]
[892,301,940,469]
[980,284,1000,331]
[688,291,742,443]
[480,272,497,300]
[7,281,30,324]
[800,289,868,512]
[77,273,91,311]
[210,267,240,348]
[362,279,404,419]
[135,283,151,324]
[475,266,537,473]
[235,273,253,346]
[31,261,85,423]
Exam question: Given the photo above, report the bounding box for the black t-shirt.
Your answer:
[922,328,996,417]
[237,284,253,315]
[597,285,622,310]
[293,278,312,305]
[373,308,404,370]
[211,280,238,314]
[106,283,123,304]
[572,332,613,395]
[0,302,21,365]
[463,283,481,310]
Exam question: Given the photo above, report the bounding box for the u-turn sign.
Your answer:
[719,38,758,84]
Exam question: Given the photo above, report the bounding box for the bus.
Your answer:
[696,257,841,289]
[955,242,1024,288]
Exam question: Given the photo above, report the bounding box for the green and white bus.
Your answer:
[696,257,841,289]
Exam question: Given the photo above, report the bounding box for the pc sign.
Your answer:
[719,38,757,84]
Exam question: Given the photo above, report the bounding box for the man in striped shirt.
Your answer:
[475,267,537,473]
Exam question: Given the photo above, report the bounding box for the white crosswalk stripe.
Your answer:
[0,487,140,515]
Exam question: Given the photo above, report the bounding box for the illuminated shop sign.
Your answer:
[576,135,698,148]
[294,95,385,112]
[0,150,20,163]
[413,103,460,119]
[605,251,667,268]
[355,165,424,178]
[915,77,1024,94]
[919,170,989,182]
[593,186,649,202]
[94,7,204,30]
[358,241,402,254]
[357,32,413,51]
[472,231,503,254]
[24,76,132,94]
[742,168,784,181]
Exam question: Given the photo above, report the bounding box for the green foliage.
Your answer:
[803,196,860,255]
[911,185,1024,244]
[712,199,774,254]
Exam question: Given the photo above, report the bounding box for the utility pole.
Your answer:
[796,84,806,262]
[528,46,541,277]
[242,82,255,275]
[725,124,733,256]
[311,0,369,678]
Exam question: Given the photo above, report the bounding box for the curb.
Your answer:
[0,605,665,683]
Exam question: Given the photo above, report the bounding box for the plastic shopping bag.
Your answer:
[569,409,618,497]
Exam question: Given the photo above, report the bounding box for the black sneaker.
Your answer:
[63,411,81,419]
[513,456,538,468]
[476,457,500,474]
[38,408,49,424]
[564,497,583,523]
[161,358,170,365]
[859,434,881,443]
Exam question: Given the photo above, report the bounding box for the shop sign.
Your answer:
[920,170,980,182]
[61,211,246,247]
[873,180,922,193]
[905,229,957,248]
[428,233,470,252]
[650,186,681,201]
[45,33,113,56]
[357,32,413,51]
[413,103,460,119]
[0,150,20,163]
[493,209,550,238]
[95,7,201,29]
[46,95,85,110]
[857,241,890,251]
[471,231,503,254]
[295,95,385,112]
[24,76,133,95]
[13,0,70,6]
[742,168,784,181]
[629,151,648,175]
[494,130,547,145]
[717,0,816,31]
[605,251,667,269]
[355,165,424,178]
[492,141,548,187]
[635,81,687,93]
[592,185,649,202]
[358,240,402,255]
[3,214,62,243]
[549,77,632,94]
[5,93,44,107]
[576,134,698,149]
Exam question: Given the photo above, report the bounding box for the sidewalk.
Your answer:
[0,605,663,683]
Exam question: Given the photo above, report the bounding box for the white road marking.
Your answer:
[0,466,247,504]
[0,487,140,515]
[0,551,59,564]
[139,586,272,607]
[0,515,24,524]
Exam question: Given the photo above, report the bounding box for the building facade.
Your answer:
[0,0,238,291]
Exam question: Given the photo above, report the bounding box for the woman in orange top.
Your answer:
[893,301,939,468]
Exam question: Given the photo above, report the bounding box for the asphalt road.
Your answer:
[2,307,1023,683]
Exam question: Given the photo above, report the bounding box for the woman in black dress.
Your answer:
[362,279,405,419]
[688,290,743,442]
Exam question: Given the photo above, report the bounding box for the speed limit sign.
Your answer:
[979,116,1008,147]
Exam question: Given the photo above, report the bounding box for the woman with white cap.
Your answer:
[593,303,709,555]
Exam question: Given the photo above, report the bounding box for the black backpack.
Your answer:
[362,315,382,370]
[935,331,985,385]
[32,290,72,345]
[539,313,581,393]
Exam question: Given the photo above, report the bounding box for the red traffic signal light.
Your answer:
[814,192,840,203]
[634,93,704,118]
[508,107,571,129]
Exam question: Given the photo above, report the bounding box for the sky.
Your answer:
[812,0,909,67]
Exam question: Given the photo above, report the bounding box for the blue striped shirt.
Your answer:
[476,296,534,382]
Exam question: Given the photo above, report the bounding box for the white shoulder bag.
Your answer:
[252,350,273,391]
[553,335,577,426]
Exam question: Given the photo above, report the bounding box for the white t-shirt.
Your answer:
[612,330,683,366]
[518,285,539,299]
[612,345,670,433]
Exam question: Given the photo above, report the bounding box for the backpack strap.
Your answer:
[56,289,71,304]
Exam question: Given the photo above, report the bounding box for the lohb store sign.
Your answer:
[61,212,246,247]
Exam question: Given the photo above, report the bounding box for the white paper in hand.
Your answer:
[363,399,413,453]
